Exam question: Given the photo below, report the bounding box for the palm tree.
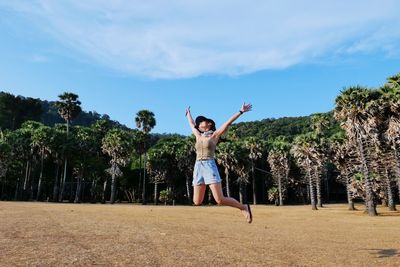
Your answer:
[385,73,400,89]
[244,137,263,204]
[147,147,168,205]
[55,92,81,202]
[73,126,96,203]
[102,128,132,204]
[267,137,291,206]
[334,87,379,216]
[135,110,156,205]
[176,137,196,203]
[31,125,52,201]
[232,142,251,204]
[379,85,400,203]
[330,132,358,210]
[291,133,319,210]
[311,113,331,135]
[216,141,239,198]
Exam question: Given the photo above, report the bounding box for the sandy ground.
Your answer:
[0,202,399,267]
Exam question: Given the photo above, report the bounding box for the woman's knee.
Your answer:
[193,199,203,206]
[214,197,224,205]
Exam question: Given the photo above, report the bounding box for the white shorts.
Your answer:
[192,159,222,186]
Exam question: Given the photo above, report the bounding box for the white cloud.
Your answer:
[2,0,400,78]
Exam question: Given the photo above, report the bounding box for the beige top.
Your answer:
[195,137,216,160]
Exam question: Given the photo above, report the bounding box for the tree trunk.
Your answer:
[142,152,147,205]
[14,177,20,200]
[239,181,246,204]
[357,135,377,216]
[36,150,44,201]
[90,178,97,203]
[392,147,400,201]
[58,158,68,202]
[138,154,142,201]
[74,176,82,203]
[346,176,355,210]
[307,160,317,210]
[225,168,231,198]
[154,183,158,205]
[252,162,257,205]
[385,168,396,211]
[23,160,29,191]
[110,165,117,204]
[315,171,323,208]
[102,179,107,204]
[186,176,191,204]
[52,163,60,202]
[278,176,283,206]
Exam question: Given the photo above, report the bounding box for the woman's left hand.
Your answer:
[240,103,252,113]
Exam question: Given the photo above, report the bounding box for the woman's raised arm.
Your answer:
[186,106,201,138]
[214,103,252,138]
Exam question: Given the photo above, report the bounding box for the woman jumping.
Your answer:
[185,103,253,223]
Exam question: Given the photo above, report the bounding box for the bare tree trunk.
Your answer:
[225,168,231,198]
[385,168,396,211]
[252,162,257,205]
[315,171,323,208]
[142,152,147,205]
[110,165,117,204]
[36,150,44,201]
[102,179,107,204]
[138,154,142,201]
[392,148,400,201]
[346,177,355,210]
[14,177,20,200]
[278,176,283,206]
[90,178,97,203]
[357,136,377,216]
[307,160,317,210]
[186,176,191,204]
[154,183,158,205]
[52,163,60,202]
[74,176,82,203]
[58,158,68,202]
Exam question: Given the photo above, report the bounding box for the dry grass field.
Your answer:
[1,201,399,266]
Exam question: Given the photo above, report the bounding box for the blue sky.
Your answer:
[1,1,400,135]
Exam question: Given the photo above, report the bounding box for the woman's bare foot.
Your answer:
[241,204,252,224]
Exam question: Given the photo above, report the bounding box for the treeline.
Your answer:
[0,91,126,130]
[1,73,400,216]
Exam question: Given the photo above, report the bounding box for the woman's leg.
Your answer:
[209,183,244,209]
[193,184,206,205]
[209,183,252,223]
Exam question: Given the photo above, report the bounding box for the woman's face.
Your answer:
[199,121,212,132]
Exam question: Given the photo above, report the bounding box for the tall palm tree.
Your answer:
[55,92,81,202]
[291,133,319,210]
[232,142,251,204]
[379,85,400,202]
[102,128,132,204]
[176,136,196,203]
[216,141,239,198]
[244,137,263,205]
[135,110,156,205]
[73,126,96,203]
[330,132,358,210]
[334,87,379,216]
[267,137,291,206]
[147,147,168,205]
[31,125,52,201]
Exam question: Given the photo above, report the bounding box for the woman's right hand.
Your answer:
[185,106,191,116]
